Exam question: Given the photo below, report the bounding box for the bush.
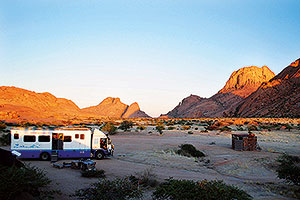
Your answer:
[248,125,258,132]
[0,122,7,130]
[135,168,159,188]
[237,126,245,131]
[185,122,194,125]
[156,125,164,135]
[20,122,36,127]
[167,126,175,130]
[74,177,142,200]
[176,120,186,125]
[219,126,232,132]
[276,154,300,185]
[0,164,60,200]
[119,121,133,132]
[188,131,193,134]
[137,125,145,131]
[0,131,10,146]
[166,122,174,126]
[153,178,252,200]
[102,123,117,135]
[205,125,218,131]
[259,125,272,130]
[177,144,205,158]
[81,169,106,178]
[284,124,293,131]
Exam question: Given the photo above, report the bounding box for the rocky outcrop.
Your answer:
[82,97,128,118]
[0,86,82,121]
[0,87,80,113]
[218,66,275,97]
[0,87,150,122]
[82,98,150,119]
[166,95,207,118]
[121,102,150,118]
[164,66,275,118]
[233,58,300,118]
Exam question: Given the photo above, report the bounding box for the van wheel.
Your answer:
[40,152,50,161]
[95,151,104,160]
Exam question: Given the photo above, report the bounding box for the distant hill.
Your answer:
[0,86,84,120]
[0,86,150,122]
[82,98,150,118]
[164,65,275,118]
[233,58,300,118]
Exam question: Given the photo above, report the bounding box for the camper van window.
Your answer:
[14,134,19,140]
[24,135,36,142]
[80,134,85,140]
[38,135,50,142]
[64,136,72,142]
[75,134,79,139]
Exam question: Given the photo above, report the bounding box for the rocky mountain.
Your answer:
[82,97,128,118]
[121,102,150,118]
[164,95,207,118]
[165,93,244,118]
[0,86,150,122]
[233,58,300,118]
[0,86,83,121]
[165,66,275,118]
[218,66,275,97]
[82,98,150,118]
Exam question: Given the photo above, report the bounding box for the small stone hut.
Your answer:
[232,133,257,151]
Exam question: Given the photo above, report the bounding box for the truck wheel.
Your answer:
[40,152,50,161]
[95,151,104,160]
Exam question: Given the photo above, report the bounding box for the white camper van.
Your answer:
[10,127,114,160]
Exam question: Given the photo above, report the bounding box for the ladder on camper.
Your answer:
[51,151,58,162]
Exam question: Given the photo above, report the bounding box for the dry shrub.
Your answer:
[276,154,300,186]
[153,178,252,200]
[177,144,205,158]
[74,177,142,200]
[0,164,60,200]
[135,168,159,188]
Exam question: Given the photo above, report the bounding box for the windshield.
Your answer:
[100,138,107,149]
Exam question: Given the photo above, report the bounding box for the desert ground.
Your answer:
[4,127,299,200]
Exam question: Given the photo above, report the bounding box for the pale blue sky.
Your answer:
[1,0,300,117]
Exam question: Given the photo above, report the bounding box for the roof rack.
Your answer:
[11,127,91,131]
[55,128,90,131]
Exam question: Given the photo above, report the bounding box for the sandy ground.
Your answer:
[5,129,300,200]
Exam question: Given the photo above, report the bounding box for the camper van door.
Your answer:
[52,133,63,150]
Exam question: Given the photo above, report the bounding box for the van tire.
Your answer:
[40,152,50,161]
[95,151,104,160]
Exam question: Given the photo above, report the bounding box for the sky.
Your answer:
[1,0,300,117]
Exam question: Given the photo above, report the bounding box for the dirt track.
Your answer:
[10,130,300,199]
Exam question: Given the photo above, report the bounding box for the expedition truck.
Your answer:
[10,127,114,160]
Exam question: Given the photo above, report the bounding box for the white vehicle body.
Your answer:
[10,127,113,160]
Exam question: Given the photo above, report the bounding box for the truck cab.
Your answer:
[92,129,114,159]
